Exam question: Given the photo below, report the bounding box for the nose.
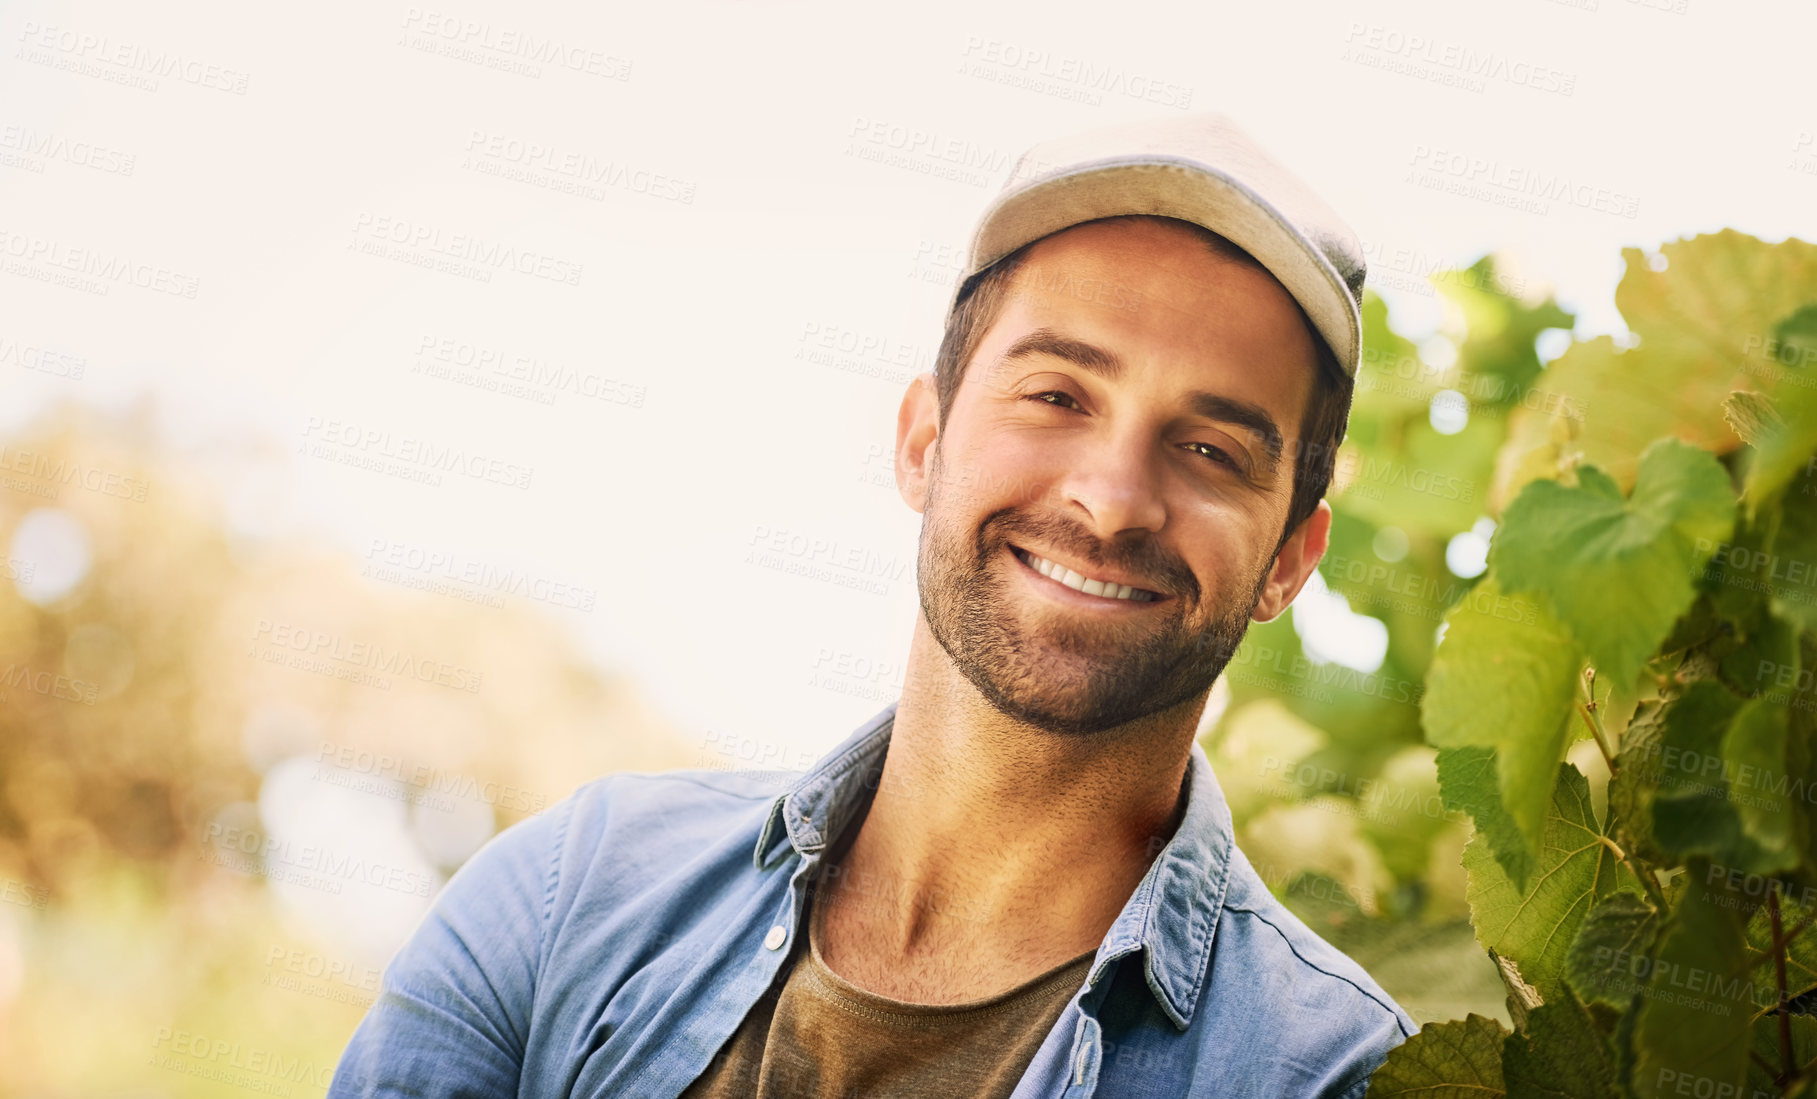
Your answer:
[1055,427,1168,541]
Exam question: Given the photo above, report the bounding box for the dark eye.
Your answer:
[1186,442,1240,470]
[1025,390,1083,411]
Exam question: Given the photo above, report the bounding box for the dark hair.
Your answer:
[931,216,1355,557]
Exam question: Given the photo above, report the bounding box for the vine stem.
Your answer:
[1771,883,1795,1086]
[1579,667,1618,772]
[1594,834,1668,912]
[1576,668,1670,911]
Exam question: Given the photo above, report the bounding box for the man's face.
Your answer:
[900,216,1328,736]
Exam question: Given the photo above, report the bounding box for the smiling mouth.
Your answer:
[1009,545,1164,603]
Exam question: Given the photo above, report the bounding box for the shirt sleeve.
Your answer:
[1323,1010,1415,1099]
[327,801,566,1098]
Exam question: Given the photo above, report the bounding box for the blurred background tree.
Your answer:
[0,404,688,1095]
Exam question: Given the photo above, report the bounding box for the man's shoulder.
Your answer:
[1215,849,1414,1030]
[442,765,800,901]
[1189,846,1415,1092]
[550,764,803,850]
[580,764,804,808]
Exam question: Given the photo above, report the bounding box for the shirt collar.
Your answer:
[754,700,1236,1030]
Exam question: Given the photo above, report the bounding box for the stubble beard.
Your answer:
[915,452,1267,737]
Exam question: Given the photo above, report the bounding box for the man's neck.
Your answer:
[813,616,1204,1003]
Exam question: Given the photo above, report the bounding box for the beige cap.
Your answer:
[955,113,1366,378]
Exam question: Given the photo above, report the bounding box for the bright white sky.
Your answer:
[5,0,1815,767]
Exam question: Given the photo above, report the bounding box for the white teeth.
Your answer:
[1017,549,1156,602]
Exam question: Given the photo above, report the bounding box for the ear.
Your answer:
[896,372,941,514]
[1251,499,1332,623]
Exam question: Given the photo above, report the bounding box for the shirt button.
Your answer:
[763,925,787,951]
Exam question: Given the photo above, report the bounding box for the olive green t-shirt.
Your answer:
[680,888,1094,1099]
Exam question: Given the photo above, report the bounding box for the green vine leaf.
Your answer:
[1564,893,1660,1009]
[1424,578,1583,873]
[1465,764,1629,995]
[1490,438,1736,691]
[1725,696,1796,851]
[1502,990,1617,1099]
[1743,880,1817,1014]
[1653,680,1798,874]
[1758,470,1817,634]
[1742,373,1817,511]
[1746,1014,1817,1098]
[1631,874,1754,1098]
[1365,1013,1509,1098]
[1438,747,1534,890]
[1609,699,1669,867]
[1725,390,1785,449]
[1493,231,1817,505]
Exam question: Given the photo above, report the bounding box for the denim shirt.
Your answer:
[328,702,1415,1098]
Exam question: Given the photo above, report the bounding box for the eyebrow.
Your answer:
[995,327,1286,479]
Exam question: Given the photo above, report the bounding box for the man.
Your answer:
[328,113,1415,1098]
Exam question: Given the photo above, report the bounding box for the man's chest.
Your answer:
[811,869,1103,1003]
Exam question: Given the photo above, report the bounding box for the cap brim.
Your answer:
[960,158,1361,377]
